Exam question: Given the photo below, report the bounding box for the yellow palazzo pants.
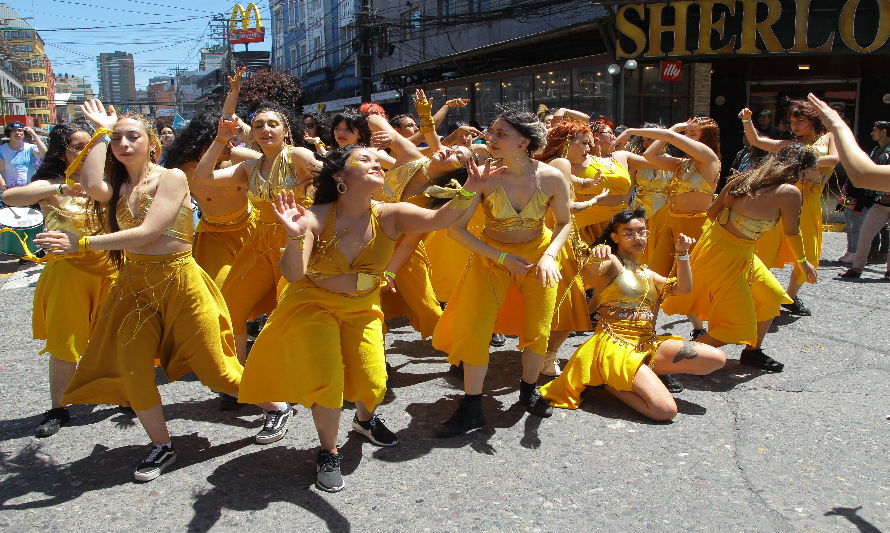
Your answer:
[540,320,680,409]
[193,204,257,288]
[381,237,442,339]
[237,278,388,411]
[432,229,557,367]
[755,181,824,286]
[424,208,486,302]
[221,204,284,336]
[32,251,117,363]
[62,251,243,410]
[662,222,792,346]
[647,209,708,277]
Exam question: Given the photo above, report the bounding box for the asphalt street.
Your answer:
[0,232,887,532]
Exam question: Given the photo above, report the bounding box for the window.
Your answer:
[533,70,570,111]
[473,80,499,128]
[299,42,307,75]
[401,9,421,38]
[289,45,298,73]
[501,75,533,111]
[623,64,690,127]
[289,0,297,25]
[312,35,323,70]
[437,0,456,21]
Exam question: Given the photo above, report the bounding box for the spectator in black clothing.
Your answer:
[755,110,781,139]
[836,166,873,263]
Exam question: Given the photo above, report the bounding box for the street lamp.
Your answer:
[608,60,638,124]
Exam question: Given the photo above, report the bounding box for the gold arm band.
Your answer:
[448,195,473,210]
[786,232,806,262]
[77,235,92,254]
[287,233,306,250]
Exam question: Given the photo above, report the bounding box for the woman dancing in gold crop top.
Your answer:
[194,103,321,366]
[3,123,117,439]
[431,109,573,437]
[663,144,818,372]
[740,99,838,317]
[36,100,282,483]
[236,145,490,492]
[539,208,725,421]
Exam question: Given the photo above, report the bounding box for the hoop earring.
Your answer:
[336,181,347,194]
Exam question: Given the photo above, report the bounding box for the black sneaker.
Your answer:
[316,450,344,493]
[518,380,553,418]
[435,398,486,438]
[659,374,684,393]
[489,333,506,347]
[134,443,176,482]
[782,296,812,316]
[219,393,241,411]
[35,407,69,438]
[690,328,707,341]
[351,413,398,447]
[255,405,291,444]
[836,268,862,279]
[739,348,784,372]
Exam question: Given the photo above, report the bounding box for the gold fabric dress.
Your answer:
[573,157,632,244]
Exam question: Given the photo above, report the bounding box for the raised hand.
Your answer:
[370,130,395,149]
[738,108,753,121]
[227,66,246,93]
[446,98,469,108]
[274,190,311,237]
[414,88,433,117]
[612,130,632,150]
[591,243,612,262]
[464,159,506,193]
[80,99,117,130]
[670,122,688,132]
[215,116,239,143]
[674,232,695,253]
[807,93,844,130]
[590,188,611,203]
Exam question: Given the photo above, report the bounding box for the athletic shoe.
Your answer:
[739,348,784,372]
[435,398,486,438]
[134,443,176,482]
[690,328,707,341]
[838,252,854,263]
[540,352,562,377]
[659,374,684,393]
[351,414,398,447]
[781,296,812,316]
[489,333,506,347]
[518,380,553,418]
[219,393,241,411]
[836,268,861,279]
[255,405,291,444]
[35,407,70,438]
[316,450,344,493]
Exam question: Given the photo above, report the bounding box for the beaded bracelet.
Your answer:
[497,252,507,264]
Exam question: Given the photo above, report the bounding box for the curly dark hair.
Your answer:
[248,101,303,146]
[594,206,648,252]
[162,108,221,170]
[493,106,547,155]
[302,112,331,147]
[331,109,371,147]
[786,98,826,136]
[32,124,86,183]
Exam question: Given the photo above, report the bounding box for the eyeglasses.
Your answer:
[620,229,649,240]
[66,143,88,153]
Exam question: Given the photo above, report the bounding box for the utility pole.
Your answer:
[357,0,373,102]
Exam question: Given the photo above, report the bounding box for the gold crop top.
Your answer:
[597,265,659,313]
[668,159,715,197]
[305,202,395,291]
[248,147,313,221]
[44,196,102,237]
[378,158,428,203]
[806,134,834,178]
[717,208,777,241]
[482,183,549,232]
[633,168,670,215]
[575,156,632,196]
[116,190,194,243]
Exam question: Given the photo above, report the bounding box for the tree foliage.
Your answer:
[238,68,304,115]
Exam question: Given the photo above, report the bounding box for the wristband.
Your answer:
[213,137,229,145]
[676,254,690,261]
[77,235,91,254]
[287,233,306,250]
[741,118,752,123]
[56,184,64,195]
[384,270,396,279]
[497,252,507,265]
[457,187,476,198]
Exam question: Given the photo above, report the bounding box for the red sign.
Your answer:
[660,60,683,82]
[231,28,265,45]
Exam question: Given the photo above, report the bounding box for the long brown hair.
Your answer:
[688,116,721,160]
[94,112,162,268]
[726,143,816,197]
[535,121,591,163]
[786,98,826,136]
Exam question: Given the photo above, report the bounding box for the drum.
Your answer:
[0,206,44,257]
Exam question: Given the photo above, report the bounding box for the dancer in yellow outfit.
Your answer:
[663,144,819,372]
[193,102,321,365]
[36,100,282,483]
[363,89,476,338]
[237,145,490,492]
[539,208,726,421]
[740,100,838,316]
[432,109,572,437]
[626,124,671,265]
[1,124,116,438]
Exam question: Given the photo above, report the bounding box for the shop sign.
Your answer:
[230,3,265,45]
[660,60,683,81]
[616,0,890,59]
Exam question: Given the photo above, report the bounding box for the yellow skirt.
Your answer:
[221,212,284,336]
[662,222,792,346]
[32,251,117,363]
[540,319,680,408]
[755,183,823,286]
[238,278,387,411]
[424,209,485,302]
[551,235,591,332]
[432,229,557,367]
[381,238,442,339]
[193,204,257,288]
[647,209,708,276]
[62,251,243,410]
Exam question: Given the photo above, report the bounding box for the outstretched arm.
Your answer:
[75,99,118,201]
[739,108,787,152]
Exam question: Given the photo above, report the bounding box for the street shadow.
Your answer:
[0,405,119,443]
[658,318,692,334]
[831,275,888,284]
[768,312,803,332]
[577,388,673,425]
[164,397,263,430]
[824,506,881,533]
[676,360,770,393]
[0,434,252,511]
[187,446,350,533]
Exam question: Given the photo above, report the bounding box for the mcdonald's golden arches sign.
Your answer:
[230,3,265,45]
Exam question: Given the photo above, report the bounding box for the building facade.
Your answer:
[0,57,26,120]
[270,0,360,103]
[53,74,94,122]
[0,4,55,126]
[97,51,137,108]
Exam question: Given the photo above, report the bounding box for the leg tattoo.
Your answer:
[672,341,699,364]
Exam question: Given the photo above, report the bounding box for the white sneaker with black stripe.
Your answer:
[255,405,292,444]
[134,443,176,482]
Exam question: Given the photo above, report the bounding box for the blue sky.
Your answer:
[8,0,270,90]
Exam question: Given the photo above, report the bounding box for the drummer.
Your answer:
[0,122,47,191]
[0,123,117,438]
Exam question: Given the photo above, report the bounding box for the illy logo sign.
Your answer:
[660,60,682,82]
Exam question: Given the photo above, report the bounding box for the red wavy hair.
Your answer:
[688,116,721,160]
[359,102,388,120]
[535,121,592,162]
